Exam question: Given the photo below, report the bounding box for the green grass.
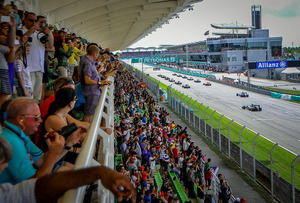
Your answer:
[263,87,300,95]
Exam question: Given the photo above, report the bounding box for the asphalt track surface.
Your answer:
[131,62,300,155]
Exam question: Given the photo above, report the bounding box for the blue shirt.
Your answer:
[143,195,151,203]
[0,121,43,185]
[75,82,85,108]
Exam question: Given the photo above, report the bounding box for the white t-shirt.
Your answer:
[15,59,32,88]
[149,156,156,170]
[21,27,45,73]
[124,130,130,141]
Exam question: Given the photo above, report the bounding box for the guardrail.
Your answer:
[124,61,300,203]
[61,77,115,203]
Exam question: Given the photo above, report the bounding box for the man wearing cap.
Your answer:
[162,154,170,172]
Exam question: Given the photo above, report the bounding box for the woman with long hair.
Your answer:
[39,87,89,152]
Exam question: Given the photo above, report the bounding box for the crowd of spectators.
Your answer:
[112,70,235,203]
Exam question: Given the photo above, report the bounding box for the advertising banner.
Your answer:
[131,57,178,63]
[256,61,287,69]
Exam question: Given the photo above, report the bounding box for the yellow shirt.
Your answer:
[63,44,79,65]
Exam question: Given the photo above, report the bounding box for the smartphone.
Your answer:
[0,16,11,23]
[15,39,19,45]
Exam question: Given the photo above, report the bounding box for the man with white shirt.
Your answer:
[123,126,131,141]
[22,13,54,102]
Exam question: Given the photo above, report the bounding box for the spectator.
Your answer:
[40,77,75,120]
[39,88,89,152]
[204,158,212,189]
[80,45,111,122]
[14,43,32,97]
[66,38,83,78]
[22,13,53,103]
[220,179,232,203]
[0,97,80,184]
[187,165,195,198]
[0,6,16,110]
[55,38,73,77]
[0,137,136,202]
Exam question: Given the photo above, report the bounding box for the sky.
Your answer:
[129,0,300,49]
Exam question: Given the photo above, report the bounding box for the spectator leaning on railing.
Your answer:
[80,45,111,122]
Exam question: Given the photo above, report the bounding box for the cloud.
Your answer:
[264,0,300,18]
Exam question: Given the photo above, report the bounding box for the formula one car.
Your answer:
[182,75,187,79]
[177,74,182,77]
[172,73,177,76]
[203,82,211,86]
[161,75,166,78]
[165,77,170,80]
[182,84,190,88]
[242,104,262,111]
[187,77,194,81]
[169,78,175,82]
[175,81,182,85]
[194,79,201,83]
[157,74,162,77]
[236,92,249,97]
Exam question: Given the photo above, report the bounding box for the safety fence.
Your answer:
[124,62,300,203]
[61,77,115,203]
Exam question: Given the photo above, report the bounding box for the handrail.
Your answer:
[61,77,114,203]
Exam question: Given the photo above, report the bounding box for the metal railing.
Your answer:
[61,77,115,203]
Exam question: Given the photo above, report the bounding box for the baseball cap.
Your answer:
[139,166,145,171]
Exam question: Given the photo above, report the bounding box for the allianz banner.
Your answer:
[256,61,287,69]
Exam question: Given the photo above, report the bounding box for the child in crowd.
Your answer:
[14,44,32,97]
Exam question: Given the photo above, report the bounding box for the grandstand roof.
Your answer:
[40,0,203,51]
[211,23,255,29]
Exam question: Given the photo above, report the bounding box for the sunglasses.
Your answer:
[28,19,37,22]
[22,114,41,121]
[58,80,75,89]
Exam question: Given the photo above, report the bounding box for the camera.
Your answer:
[38,32,49,44]
[40,20,47,29]
[47,123,78,141]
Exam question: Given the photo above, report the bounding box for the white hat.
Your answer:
[164,154,169,160]
[236,198,240,202]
